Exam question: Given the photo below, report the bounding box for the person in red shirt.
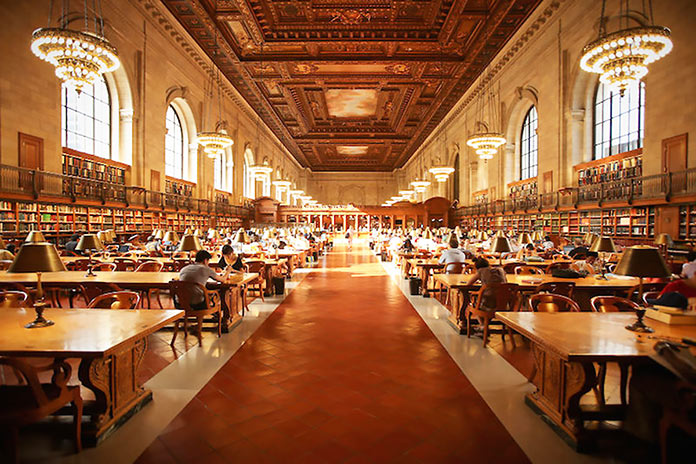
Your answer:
[658,276,696,299]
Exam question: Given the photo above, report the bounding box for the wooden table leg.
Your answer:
[421,267,430,297]
[77,337,152,445]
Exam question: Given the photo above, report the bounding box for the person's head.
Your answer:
[449,237,459,249]
[6,243,15,253]
[194,250,212,265]
[586,251,599,263]
[221,244,234,258]
[525,243,535,250]
[474,257,489,269]
[544,236,551,242]
[70,234,79,242]
[687,251,696,263]
[574,238,583,247]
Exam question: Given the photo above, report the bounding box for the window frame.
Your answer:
[164,105,185,180]
[593,81,645,160]
[61,77,112,159]
[520,105,538,181]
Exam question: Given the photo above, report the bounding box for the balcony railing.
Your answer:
[0,164,252,218]
[455,168,696,217]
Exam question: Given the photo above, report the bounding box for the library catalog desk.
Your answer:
[496,312,696,451]
[0,308,182,445]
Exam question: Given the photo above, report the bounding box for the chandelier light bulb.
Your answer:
[466,133,506,160]
[197,130,234,159]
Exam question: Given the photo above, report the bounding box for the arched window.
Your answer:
[520,106,538,180]
[243,148,255,199]
[165,105,184,179]
[62,77,111,158]
[594,81,645,159]
[213,155,223,191]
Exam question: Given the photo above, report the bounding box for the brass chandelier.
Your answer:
[31,0,120,93]
[466,72,505,160]
[580,0,672,95]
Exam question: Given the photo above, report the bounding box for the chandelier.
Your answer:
[197,33,233,159]
[399,189,415,199]
[580,0,672,95]
[466,133,506,160]
[249,165,273,180]
[429,166,455,182]
[411,180,431,193]
[31,1,120,93]
[272,180,291,189]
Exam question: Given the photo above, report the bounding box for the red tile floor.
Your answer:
[136,244,531,463]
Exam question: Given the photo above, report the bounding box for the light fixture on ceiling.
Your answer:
[249,164,273,180]
[466,70,506,160]
[31,0,120,93]
[197,32,233,158]
[429,48,456,179]
[580,0,672,96]
[411,157,431,193]
[272,179,291,189]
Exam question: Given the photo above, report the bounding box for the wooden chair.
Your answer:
[88,291,141,309]
[533,281,575,298]
[643,291,661,306]
[528,293,580,312]
[0,357,82,463]
[91,262,117,272]
[75,283,122,307]
[245,260,266,302]
[465,283,520,347]
[625,282,666,303]
[0,260,13,271]
[545,261,571,273]
[113,258,137,271]
[502,262,522,274]
[439,262,466,305]
[68,258,92,271]
[659,381,696,464]
[590,296,638,405]
[514,265,544,275]
[0,291,29,308]
[168,280,222,347]
[135,261,165,309]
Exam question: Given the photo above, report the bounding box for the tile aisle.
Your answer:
[136,243,530,463]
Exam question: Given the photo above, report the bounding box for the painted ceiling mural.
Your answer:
[163,0,543,171]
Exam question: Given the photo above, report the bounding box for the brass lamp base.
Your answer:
[25,301,54,329]
[625,309,654,333]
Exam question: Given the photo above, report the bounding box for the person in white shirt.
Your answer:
[439,237,468,273]
[681,251,696,278]
[541,236,555,250]
[572,251,599,274]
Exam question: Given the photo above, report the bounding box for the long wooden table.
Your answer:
[433,273,640,332]
[0,271,258,331]
[496,312,696,450]
[0,308,182,445]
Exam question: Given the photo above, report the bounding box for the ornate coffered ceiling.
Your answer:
[162,0,543,171]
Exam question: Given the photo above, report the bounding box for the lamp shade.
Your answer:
[234,229,251,244]
[25,231,46,243]
[495,230,507,238]
[614,246,670,278]
[163,231,179,243]
[184,227,192,235]
[518,232,532,245]
[154,229,164,240]
[490,236,512,253]
[75,234,105,252]
[532,230,544,242]
[477,230,488,241]
[97,231,108,243]
[208,229,221,240]
[590,236,617,253]
[654,233,673,246]
[177,235,203,252]
[193,229,203,237]
[8,243,67,273]
[107,230,116,242]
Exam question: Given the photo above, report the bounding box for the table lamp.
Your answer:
[477,230,488,241]
[532,230,544,242]
[654,233,672,259]
[184,227,192,235]
[163,231,179,244]
[518,232,532,245]
[589,236,617,280]
[8,242,67,328]
[490,236,512,266]
[495,230,507,238]
[423,228,433,240]
[614,245,671,333]
[97,231,108,244]
[208,229,221,241]
[154,229,165,240]
[234,229,251,244]
[178,234,203,261]
[106,230,116,242]
[75,234,105,276]
[25,231,46,243]
[193,229,203,237]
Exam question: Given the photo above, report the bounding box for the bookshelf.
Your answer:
[62,149,128,201]
[508,178,538,200]
[575,149,642,191]
[472,190,488,205]
[165,177,195,197]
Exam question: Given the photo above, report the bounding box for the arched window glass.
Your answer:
[520,106,538,180]
[594,81,645,159]
[62,77,111,158]
[165,105,184,179]
[243,149,255,198]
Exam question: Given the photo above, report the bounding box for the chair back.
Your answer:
[445,262,465,274]
[168,280,213,311]
[642,291,660,306]
[502,262,522,274]
[246,260,266,274]
[0,260,13,271]
[534,281,575,298]
[70,259,92,271]
[0,357,72,406]
[545,262,570,273]
[477,283,520,312]
[80,283,121,303]
[528,293,580,312]
[91,262,117,272]
[625,282,666,302]
[0,290,29,308]
[514,265,544,275]
[590,296,640,313]
[88,291,141,309]
[136,261,164,272]
[113,258,137,271]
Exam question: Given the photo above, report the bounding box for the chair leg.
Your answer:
[154,290,163,309]
[659,416,671,464]
[170,320,179,346]
[619,362,629,406]
[217,310,222,338]
[72,390,83,453]
[466,309,471,338]
[508,327,517,348]
[8,426,19,464]
[482,318,490,347]
[196,316,203,347]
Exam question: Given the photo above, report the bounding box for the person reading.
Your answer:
[179,250,232,310]
[439,237,467,272]
[218,244,244,274]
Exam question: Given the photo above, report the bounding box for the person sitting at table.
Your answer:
[65,233,80,254]
[571,251,599,274]
[541,235,555,250]
[439,237,467,272]
[568,238,588,258]
[656,273,696,300]
[516,243,537,261]
[218,245,244,275]
[681,251,696,279]
[145,236,161,253]
[179,250,232,310]
[400,237,415,252]
[466,256,507,309]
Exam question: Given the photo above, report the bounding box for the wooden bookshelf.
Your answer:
[165,177,195,197]
[508,178,538,199]
[575,148,642,187]
[472,189,488,205]
[62,149,129,201]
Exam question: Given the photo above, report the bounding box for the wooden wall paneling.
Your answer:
[663,133,688,193]
[18,132,43,192]
[150,169,160,192]
[543,171,553,193]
